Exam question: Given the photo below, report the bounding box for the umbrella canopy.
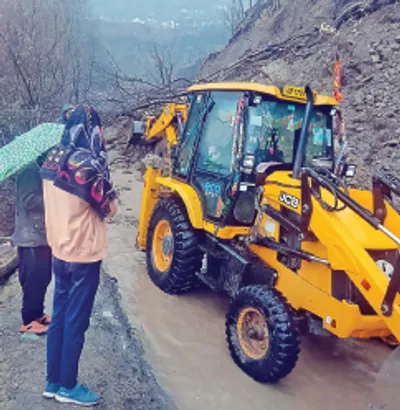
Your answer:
[0,122,64,181]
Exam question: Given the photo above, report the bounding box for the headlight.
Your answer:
[376,260,395,280]
[344,164,357,178]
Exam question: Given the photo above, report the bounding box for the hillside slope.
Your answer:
[200,0,400,184]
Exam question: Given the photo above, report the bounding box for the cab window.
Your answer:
[175,93,206,177]
[245,98,333,168]
[196,91,243,176]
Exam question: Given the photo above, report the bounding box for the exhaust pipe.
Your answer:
[293,85,314,179]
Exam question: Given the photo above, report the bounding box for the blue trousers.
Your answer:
[46,257,101,389]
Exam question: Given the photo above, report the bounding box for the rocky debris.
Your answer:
[137,154,170,176]
[103,117,132,149]
[383,139,400,148]
[103,119,170,178]
[200,0,400,188]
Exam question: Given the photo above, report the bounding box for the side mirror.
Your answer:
[342,163,357,178]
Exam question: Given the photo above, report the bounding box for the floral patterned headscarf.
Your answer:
[40,104,117,219]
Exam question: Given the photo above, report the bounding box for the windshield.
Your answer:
[245,98,334,168]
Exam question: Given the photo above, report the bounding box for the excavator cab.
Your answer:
[172,85,335,226]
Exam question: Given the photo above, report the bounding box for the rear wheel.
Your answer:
[146,198,203,294]
[226,285,300,383]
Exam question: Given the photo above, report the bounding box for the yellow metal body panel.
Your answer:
[188,82,338,107]
[248,244,392,339]
[261,172,398,249]
[155,176,204,228]
[299,242,331,295]
[156,177,251,238]
[203,222,251,238]
[348,188,400,238]
[259,172,400,340]
[137,168,162,250]
[137,171,252,249]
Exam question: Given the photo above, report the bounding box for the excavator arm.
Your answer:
[130,103,188,151]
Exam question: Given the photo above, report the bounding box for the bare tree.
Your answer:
[91,40,192,117]
[222,0,256,35]
[0,0,102,124]
[149,44,175,89]
[0,0,192,123]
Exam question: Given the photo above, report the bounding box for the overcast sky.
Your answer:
[89,0,231,20]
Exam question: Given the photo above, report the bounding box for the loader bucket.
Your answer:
[129,120,147,144]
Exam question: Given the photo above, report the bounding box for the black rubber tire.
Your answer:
[226,285,300,383]
[146,198,203,295]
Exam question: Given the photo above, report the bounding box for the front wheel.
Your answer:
[146,198,203,294]
[226,285,300,383]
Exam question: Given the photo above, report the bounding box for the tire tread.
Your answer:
[146,198,203,294]
[226,285,300,383]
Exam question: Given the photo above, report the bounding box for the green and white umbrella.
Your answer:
[0,122,64,181]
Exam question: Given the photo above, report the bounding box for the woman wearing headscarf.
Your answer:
[40,104,118,406]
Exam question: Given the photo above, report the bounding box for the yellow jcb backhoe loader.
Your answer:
[136,82,400,383]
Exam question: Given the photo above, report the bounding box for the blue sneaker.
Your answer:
[43,382,60,399]
[55,384,100,406]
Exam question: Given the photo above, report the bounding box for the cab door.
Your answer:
[190,91,244,223]
[174,92,210,179]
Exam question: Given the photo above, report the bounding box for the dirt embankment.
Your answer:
[200,0,400,187]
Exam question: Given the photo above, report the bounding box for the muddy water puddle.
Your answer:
[132,268,390,410]
[106,169,393,410]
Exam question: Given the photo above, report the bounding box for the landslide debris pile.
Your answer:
[102,110,170,177]
[200,0,400,186]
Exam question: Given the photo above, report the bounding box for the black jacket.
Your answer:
[12,162,48,247]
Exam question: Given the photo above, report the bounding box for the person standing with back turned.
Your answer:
[40,104,118,406]
[13,155,52,335]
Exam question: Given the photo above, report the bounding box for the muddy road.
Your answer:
[106,166,395,410]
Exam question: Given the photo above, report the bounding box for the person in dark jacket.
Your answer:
[13,157,52,335]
